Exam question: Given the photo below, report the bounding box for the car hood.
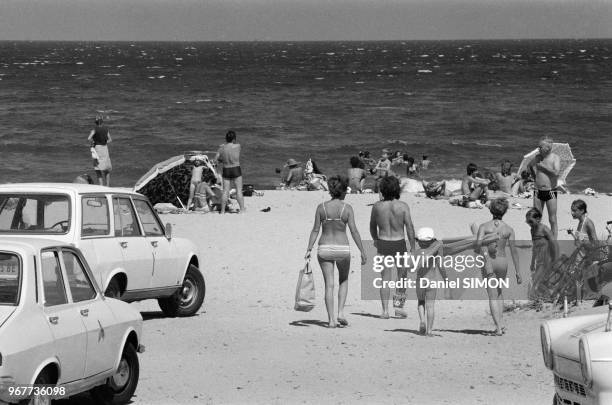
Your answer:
[553,313,610,361]
[0,306,16,328]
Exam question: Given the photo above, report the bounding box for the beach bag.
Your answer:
[294,261,315,312]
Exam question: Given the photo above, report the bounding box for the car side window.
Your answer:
[113,197,142,237]
[82,196,110,237]
[62,251,96,302]
[41,251,68,306]
[133,199,164,236]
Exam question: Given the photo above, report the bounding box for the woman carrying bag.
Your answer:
[305,175,367,328]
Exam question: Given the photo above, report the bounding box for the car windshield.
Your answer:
[0,194,70,234]
[0,253,21,305]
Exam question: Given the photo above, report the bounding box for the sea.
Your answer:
[0,40,611,191]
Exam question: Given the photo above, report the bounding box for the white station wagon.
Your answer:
[0,183,205,317]
[541,286,612,405]
[0,238,143,405]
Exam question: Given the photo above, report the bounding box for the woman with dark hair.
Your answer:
[215,130,245,213]
[305,175,367,328]
[87,116,112,186]
[475,198,522,335]
[347,156,366,193]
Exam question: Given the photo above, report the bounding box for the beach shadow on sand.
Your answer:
[350,312,406,320]
[437,328,494,336]
[141,311,169,321]
[289,319,330,328]
[384,328,423,336]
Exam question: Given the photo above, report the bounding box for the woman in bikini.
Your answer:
[475,198,522,336]
[569,199,599,300]
[305,175,367,328]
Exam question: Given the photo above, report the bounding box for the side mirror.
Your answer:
[164,223,172,240]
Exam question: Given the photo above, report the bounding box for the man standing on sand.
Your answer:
[529,137,560,239]
[370,176,416,319]
[215,130,245,214]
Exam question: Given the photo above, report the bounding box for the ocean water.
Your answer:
[0,40,611,191]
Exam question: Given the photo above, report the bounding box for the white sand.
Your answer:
[125,191,612,404]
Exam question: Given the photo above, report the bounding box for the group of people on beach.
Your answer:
[303,136,611,336]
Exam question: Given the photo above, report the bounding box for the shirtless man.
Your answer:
[370,176,416,319]
[475,198,522,336]
[215,130,245,213]
[529,137,560,239]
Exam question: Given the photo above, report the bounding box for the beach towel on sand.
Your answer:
[294,261,315,312]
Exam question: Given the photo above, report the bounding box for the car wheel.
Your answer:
[158,265,205,317]
[19,370,52,405]
[105,278,122,299]
[91,343,139,405]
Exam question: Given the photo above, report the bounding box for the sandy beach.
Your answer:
[93,190,612,404]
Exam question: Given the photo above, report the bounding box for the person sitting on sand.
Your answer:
[512,171,535,196]
[461,163,490,200]
[413,227,447,336]
[305,159,327,190]
[73,173,94,184]
[475,198,522,336]
[348,156,367,193]
[495,160,519,194]
[193,177,226,212]
[305,175,367,328]
[284,159,304,188]
[186,159,205,210]
[369,176,416,319]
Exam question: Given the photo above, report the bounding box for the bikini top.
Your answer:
[322,202,347,222]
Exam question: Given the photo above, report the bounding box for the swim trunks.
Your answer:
[317,245,350,262]
[376,239,408,256]
[222,166,242,179]
[536,189,557,202]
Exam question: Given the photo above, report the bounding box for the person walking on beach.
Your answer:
[526,207,558,301]
[305,175,367,328]
[475,198,522,336]
[529,137,560,239]
[215,130,245,213]
[369,176,416,319]
[87,116,112,186]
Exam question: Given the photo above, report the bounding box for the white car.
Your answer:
[0,238,144,405]
[0,183,205,317]
[541,286,612,405]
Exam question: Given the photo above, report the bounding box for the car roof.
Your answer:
[0,183,138,195]
[0,237,74,254]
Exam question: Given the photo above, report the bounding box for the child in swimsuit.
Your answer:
[525,208,558,301]
[413,227,447,336]
[186,160,204,210]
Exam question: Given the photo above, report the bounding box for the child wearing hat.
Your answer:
[414,227,447,336]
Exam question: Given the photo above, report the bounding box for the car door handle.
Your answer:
[48,316,59,324]
[120,241,128,248]
[80,309,89,317]
[150,241,158,248]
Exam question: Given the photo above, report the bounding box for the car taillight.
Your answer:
[541,324,553,370]
[579,338,593,387]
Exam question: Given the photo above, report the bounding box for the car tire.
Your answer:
[19,370,52,405]
[158,265,205,317]
[105,278,122,299]
[91,343,139,405]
